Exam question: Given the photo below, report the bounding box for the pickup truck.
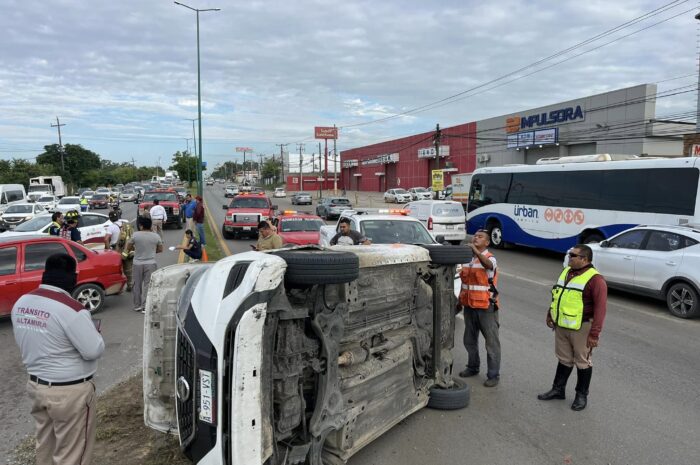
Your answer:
[138,190,183,229]
[143,243,471,464]
[221,193,277,239]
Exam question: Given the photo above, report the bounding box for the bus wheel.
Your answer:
[582,233,604,244]
[487,222,504,249]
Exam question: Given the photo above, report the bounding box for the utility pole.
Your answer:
[275,143,288,184]
[297,143,305,191]
[333,124,338,195]
[259,153,263,184]
[434,123,441,197]
[50,117,66,172]
[318,142,323,198]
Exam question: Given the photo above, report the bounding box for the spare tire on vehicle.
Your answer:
[427,378,470,410]
[419,244,472,266]
[272,250,359,286]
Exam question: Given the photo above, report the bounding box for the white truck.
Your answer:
[28,176,66,201]
[450,173,472,210]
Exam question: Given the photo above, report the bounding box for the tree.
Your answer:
[36,144,101,187]
[169,151,199,184]
[261,158,282,182]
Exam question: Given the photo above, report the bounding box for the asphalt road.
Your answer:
[2,188,700,464]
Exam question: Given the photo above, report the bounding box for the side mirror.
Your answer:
[435,235,446,244]
[222,204,229,210]
[271,205,278,210]
[600,240,609,248]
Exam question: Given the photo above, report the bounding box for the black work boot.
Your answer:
[571,367,592,411]
[537,363,573,400]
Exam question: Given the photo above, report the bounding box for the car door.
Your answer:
[596,229,648,286]
[633,230,686,292]
[79,214,107,245]
[19,242,71,296]
[0,246,20,315]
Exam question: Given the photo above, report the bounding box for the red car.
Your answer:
[221,193,277,239]
[138,189,183,229]
[272,210,324,245]
[0,235,126,315]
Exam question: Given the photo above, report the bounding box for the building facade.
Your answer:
[339,84,690,192]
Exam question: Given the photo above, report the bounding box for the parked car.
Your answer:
[0,235,126,315]
[55,196,85,213]
[384,188,412,204]
[404,200,466,245]
[36,195,58,211]
[224,185,239,198]
[0,212,112,246]
[272,210,324,245]
[563,224,700,319]
[143,243,470,464]
[291,192,312,205]
[273,187,286,198]
[89,193,110,209]
[221,193,277,239]
[408,187,433,201]
[316,197,352,220]
[0,203,47,232]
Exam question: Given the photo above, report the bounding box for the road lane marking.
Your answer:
[204,200,232,257]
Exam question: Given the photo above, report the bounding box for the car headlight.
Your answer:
[226,214,234,221]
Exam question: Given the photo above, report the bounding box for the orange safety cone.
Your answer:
[201,247,208,262]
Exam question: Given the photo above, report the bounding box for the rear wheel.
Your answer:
[427,378,470,410]
[272,250,359,286]
[666,282,700,319]
[487,221,504,249]
[72,284,105,314]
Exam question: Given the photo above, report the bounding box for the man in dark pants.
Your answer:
[538,244,607,411]
[458,229,501,387]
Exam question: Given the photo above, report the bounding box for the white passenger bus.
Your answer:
[466,157,700,253]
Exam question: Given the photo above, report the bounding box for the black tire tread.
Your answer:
[419,244,472,265]
[273,250,359,285]
[427,378,470,410]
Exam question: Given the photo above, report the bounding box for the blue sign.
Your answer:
[520,105,584,130]
[201,161,207,169]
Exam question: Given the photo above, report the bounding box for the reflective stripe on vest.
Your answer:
[549,266,599,330]
[459,252,498,310]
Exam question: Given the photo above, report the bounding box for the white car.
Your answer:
[273,187,286,198]
[55,196,85,213]
[563,225,700,319]
[224,185,239,198]
[319,208,440,247]
[0,212,111,246]
[408,187,433,201]
[143,243,470,464]
[0,203,46,231]
[383,188,412,204]
[36,195,58,210]
[404,200,466,245]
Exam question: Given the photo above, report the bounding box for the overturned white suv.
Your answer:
[143,243,471,465]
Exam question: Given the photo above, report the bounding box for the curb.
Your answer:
[203,201,232,257]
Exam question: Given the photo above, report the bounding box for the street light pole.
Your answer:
[174,1,220,196]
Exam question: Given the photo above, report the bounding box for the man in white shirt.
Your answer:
[149,199,166,240]
[12,253,104,465]
[103,211,121,250]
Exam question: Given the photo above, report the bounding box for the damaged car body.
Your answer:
[143,243,471,464]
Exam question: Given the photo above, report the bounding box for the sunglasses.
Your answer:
[568,253,583,258]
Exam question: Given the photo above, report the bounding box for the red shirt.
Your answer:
[564,264,608,339]
[193,202,204,223]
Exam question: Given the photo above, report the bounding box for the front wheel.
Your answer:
[72,284,106,314]
[666,282,700,319]
[222,226,233,240]
[487,222,505,249]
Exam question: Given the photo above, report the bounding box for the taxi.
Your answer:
[272,210,325,245]
[221,192,277,239]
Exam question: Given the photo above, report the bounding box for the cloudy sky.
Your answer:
[0,0,697,169]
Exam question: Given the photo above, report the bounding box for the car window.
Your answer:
[5,205,33,214]
[81,215,105,227]
[608,230,648,249]
[432,204,464,217]
[6,190,25,202]
[644,231,685,252]
[69,244,88,262]
[360,220,433,244]
[0,247,18,275]
[280,219,324,232]
[15,216,52,232]
[23,243,68,271]
[230,197,269,208]
[35,205,44,213]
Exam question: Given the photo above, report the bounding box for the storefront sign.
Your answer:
[506,105,585,133]
[374,172,385,176]
[342,159,358,168]
[417,146,450,159]
[431,170,444,191]
[509,128,558,149]
[534,128,558,145]
[517,132,534,147]
[361,153,399,166]
[314,126,338,139]
[507,134,518,148]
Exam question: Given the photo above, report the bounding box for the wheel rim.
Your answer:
[490,227,502,246]
[76,288,102,311]
[670,287,695,316]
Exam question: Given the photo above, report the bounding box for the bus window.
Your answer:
[468,174,511,212]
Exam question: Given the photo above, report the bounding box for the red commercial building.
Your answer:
[340,122,476,192]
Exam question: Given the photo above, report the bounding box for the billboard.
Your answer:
[235,147,253,152]
[315,126,338,139]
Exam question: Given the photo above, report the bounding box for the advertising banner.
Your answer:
[431,170,444,191]
[314,126,338,139]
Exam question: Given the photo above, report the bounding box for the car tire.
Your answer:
[427,378,470,410]
[222,226,233,240]
[419,244,472,265]
[487,221,505,249]
[72,284,106,314]
[273,250,359,286]
[666,282,700,319]
[176,218,183,229]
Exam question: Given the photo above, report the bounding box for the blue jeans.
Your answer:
[463,306,501,379]
[195,222,206,246]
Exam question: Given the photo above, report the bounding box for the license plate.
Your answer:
[446,225,454,229]
[199,369,215,424]
[243,226,251,231]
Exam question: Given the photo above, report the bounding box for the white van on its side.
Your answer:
[404,200,466,245]
[0,184,27,214]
